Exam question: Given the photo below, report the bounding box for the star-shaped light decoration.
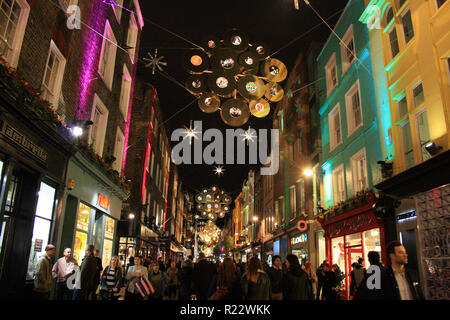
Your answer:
[240,126,257,144]
[182,120,200,144]
[214,165,225,176]
[143,49,167,75]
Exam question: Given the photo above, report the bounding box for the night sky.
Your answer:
[136,0,349,199]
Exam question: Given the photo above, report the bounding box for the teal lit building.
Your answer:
[316,0,390,299]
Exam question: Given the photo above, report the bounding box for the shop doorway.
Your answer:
[345,245,363,299]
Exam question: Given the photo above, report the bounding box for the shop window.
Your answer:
[112,127,125,173]
[98,20,117,90]
[4,174,19,214]
[416,110,431,162]
[102,216,115,268]
[73,203,91,264]
[318,231,326,264]
[400,120,415,169]
[0,0,30,68]
[401,9,414,44]
[412,82,424,108]
[325,53,338,96]
[345,81,363,136]
[41,41,66,110]
[346,232,362,246]
[26,182,56,280]
[363,228,382,267]
[332,164,346,205]
[398,94,408,119]
[328,103,342,152]
[331,236,345,273]
[126,13,138,63]
[119,65,132,120]
[436,0,447,9]
[350,148,368,194]
[89,94,109,156]
[340,25,356,75]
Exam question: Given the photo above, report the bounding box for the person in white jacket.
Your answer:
[125,256,148,300]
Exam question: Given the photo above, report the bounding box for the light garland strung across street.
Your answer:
[195,185,232,222]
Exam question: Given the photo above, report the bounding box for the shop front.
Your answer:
[318,200,387,300]
[0,89,73,298]
[57,152,127,269]
[263,240,273,267]
[289,232,309,265]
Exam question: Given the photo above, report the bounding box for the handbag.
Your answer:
[134,277,155,298]
[209,285,229,300]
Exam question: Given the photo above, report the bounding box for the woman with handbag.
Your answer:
[125,256,149,300]
[209,258,242,300]
[100,256,122,300]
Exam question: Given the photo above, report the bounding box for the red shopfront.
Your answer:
[318,202,387,300]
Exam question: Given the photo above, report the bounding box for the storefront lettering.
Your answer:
[1,122,47,162]
[329,213,376,238]
[291,233,307,245]
[96,193,110,210]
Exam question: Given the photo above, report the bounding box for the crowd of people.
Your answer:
[32,240,423,300]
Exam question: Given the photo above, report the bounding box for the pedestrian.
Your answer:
[384,241,424,300]
[125,256,148,300]
[125,256,135,276]
[148,261,168,300]
[266,255,283,300]
[350,258,365,298]
[158,257,166,272]
[33,244,56,300]
[304,261,318,299]
[191,252,217,300]
[178,258,194,300]
[353,251,390,300]
[321,263,338,300]
[73,244,98,300]
[282,254,313,300]
[52,248,78,300]
[332,264,345,299]
[92,249,103,300]
[209,257,242,300]
[166,261,179,300]
[100,256,123,300]
[242,257,271,300]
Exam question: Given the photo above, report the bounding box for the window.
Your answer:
[150,152,155,177]
[351,149,368,194]
[400,120,415,169]
[98,20,117,90]
[112,127,125,173]
[412,82,424,108]
[155,163,160,189]
[126,14,138,63]
[416,110,431,162]
[386,7,394,24]
[436,0,447,9]
[279,196,285,223]
[275,200,279,227]
[388,26,400,59]
[398,95,408,119]
[297,179,305,215]
[401,10,414,44]
[332,164,346,204]
[111,0,123,23]
[345,81,363,136]
[328,104,342,151]
[89,94,109,155]
[26,182,56,280]
[41,41,66,109]
[325,53,338,95]
[398,0,406,8]
[289,185,296,218]
[119,65,132,119]
[0,0,30,68]
[340,25,356,74]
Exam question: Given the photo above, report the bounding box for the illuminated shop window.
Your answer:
[73,203,91,265]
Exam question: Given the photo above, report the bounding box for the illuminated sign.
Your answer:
[291,234,307,245]
[297,220,308,231]
[96,193,110,211]
[397,210,416,221]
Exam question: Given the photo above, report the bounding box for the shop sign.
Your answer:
[328,212,377,238]
[397,210,416,221]
[1,121,47,162]
[291,233,307,245]
[96,193,110,210]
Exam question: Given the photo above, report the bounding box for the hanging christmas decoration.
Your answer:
[195,186,232,222]
[143,49,168,75]
[182,120,200,144]
[183,28,288,127]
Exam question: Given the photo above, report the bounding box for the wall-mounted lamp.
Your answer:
[71,120,93,137]
[128,213,135,220]
[425,142,443,156]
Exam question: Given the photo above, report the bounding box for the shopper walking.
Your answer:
[350,258,365,298]
[148,262,168,300]
[125,256,148,300]
[125,256,134,276]
[166,261,179,300]
[178,258,194,300]
[282,254,313,300]
[191,253,217,300]
[33,244,56,300]
[52,248,78,300]
[304,262,318,299]
[92,249,103,300]
[99,256,122,300]
[353,251,389,300]
[267,255,283,300]
[316,260,328,300]
[209,257,242,300]
[321,263,338,300]
[242,257,271,300]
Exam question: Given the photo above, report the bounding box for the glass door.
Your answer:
[345,246,363,299]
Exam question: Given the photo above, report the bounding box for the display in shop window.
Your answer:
[76,203,90,232]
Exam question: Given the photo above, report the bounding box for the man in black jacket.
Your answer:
[267,255,283,300]
[191,253,216,300]
[79,244,99,300]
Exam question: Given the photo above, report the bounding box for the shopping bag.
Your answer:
[134,277,155,298]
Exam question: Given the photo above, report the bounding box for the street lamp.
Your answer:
[71,120,93,138]
[128,213,135,220]
[304,169,314,177]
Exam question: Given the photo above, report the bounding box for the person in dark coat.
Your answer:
[178,258,194,300]
[383,241,424,300]
[242,257,271,300]
[321,263,338,300]
[350,258,365,297]
[266,255,283,300]
[353,251,390,300]
[78,244,99,300]
[208,257,242,300]
[92,249,103,300]
[191,253,217,300]
[282,254,313,300]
